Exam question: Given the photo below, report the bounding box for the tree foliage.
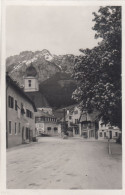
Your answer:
[72,6,121,128]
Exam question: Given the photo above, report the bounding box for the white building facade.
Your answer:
[65,105,82,136]
[98,120,121,141]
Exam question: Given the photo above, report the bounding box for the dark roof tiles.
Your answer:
[25,91,50,108]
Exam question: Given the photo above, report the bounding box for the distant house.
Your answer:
[62,105,99,139]
[6,74,37,148]
[61,105,98,138]
[65,105,81,136]
[58,104,82,136]
[98,120,121,141]
[79,110,99,139]
[35,110,61,136]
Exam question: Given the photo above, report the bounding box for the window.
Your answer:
[26,109,32,118]
[88,122,91,128]
[15,100,17,111]
[47,127,51,130]
[75,119,78,124]
[26,109,29,117]
[26,128,29,139]
[9,121,12,134]
[115,132,118,137]
[8,96,14,108]
[15,122,17,134]
[18,123,21,133]
[69,116,72,120]
[21,103,25,115]
[104,132,106,137]
[54,127,58,131]
[101,123,106,128]
[28,80,31,87]
[100,132,102,137]
[30,111,32,118]
[83,123,87,128]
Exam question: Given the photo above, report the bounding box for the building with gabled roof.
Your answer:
[35,110,61,136]
[98,120,121,141]
[61,104,99,138]
[79,110,99,139]
[6,74,37,148]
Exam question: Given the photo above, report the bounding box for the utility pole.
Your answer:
[63,108,66,135]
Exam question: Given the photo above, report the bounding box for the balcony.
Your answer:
[70,122,79,127]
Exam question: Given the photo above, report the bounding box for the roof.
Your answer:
[25,91,50,108]
[79,110,99,123]
[60,104,79,114]
[35,110,56,118]
[53,109,64,119]
[53,104,80,120]
[6,74,37,112]
[25,63,37,77]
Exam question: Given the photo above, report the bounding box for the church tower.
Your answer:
[24,63,39,92]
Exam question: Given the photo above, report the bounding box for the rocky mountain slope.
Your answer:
[6,50,76,87]
[6,50,77,108]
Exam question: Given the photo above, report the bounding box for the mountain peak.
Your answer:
[6,50,76,85]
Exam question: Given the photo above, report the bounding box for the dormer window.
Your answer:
[28,80,31,87]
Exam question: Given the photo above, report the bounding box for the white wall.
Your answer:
[36,122,60,136]
[24,76,39,92]
[98,120,121,140]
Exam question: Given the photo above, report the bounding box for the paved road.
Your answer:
[7,137,122,189]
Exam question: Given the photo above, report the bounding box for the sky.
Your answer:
[6,6,101,57]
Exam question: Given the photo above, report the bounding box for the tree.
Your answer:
[72,6,121,128]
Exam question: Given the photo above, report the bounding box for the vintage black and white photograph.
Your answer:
[4,1,122,190]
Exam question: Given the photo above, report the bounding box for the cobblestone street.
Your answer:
[7,137,122,189]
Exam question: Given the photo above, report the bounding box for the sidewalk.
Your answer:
[6,140,39,151]
[71,136,109,142]
[110,142,122,155]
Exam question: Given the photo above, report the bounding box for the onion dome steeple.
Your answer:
[26,63,37,77]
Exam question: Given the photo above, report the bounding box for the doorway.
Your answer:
[26,128,29,140]
[109,131,112,139]
[22,126,24,142]
[74,126,79,135]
